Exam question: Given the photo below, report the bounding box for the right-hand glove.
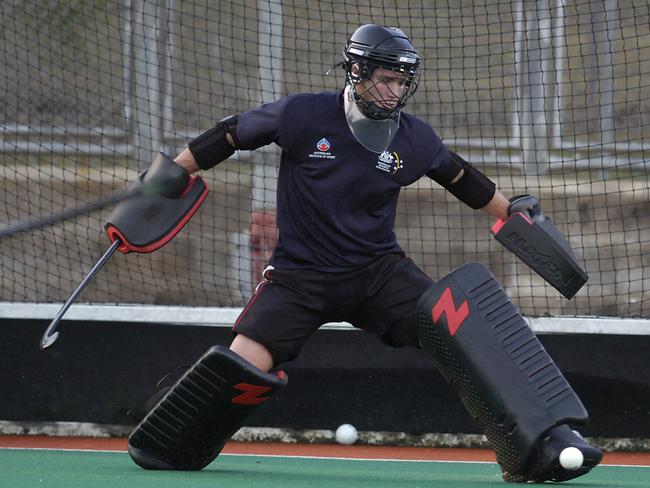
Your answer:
[507,194,544,221]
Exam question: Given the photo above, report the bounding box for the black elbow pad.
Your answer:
[444,152,496,209]
[188,115,238,170]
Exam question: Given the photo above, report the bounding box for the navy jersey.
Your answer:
[236,90,457,271]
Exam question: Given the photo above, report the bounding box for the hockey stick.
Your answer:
[38,172,210,350]
[39,238,122,350]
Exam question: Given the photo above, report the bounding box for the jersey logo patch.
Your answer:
[309,138,336,159]
[375,151,403,174]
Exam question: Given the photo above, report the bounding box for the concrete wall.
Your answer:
[1,318,649,443]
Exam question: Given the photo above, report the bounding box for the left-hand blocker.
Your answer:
[104,155,209,254]
[416,262,588,478]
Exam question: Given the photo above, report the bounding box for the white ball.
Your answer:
[335,424,358,445]
[559,447,584,470]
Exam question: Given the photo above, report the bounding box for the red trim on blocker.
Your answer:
[105,176,209,254]
[516,211,534,225]
[491,211,534,235]
[490,218,506,235]
[431,287,470,336]
[105,226,138,254]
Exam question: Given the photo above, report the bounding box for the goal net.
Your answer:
[1,0,648,324]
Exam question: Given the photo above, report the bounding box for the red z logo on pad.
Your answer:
[231,383,273,405]
[431,287,470,336]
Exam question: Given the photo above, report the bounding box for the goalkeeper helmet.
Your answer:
[343,24,420,120]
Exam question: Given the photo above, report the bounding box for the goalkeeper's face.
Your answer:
[355,66,409,111]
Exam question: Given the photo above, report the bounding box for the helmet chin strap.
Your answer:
[344,85,400,154]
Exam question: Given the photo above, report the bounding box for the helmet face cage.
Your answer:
[345,60,419,119]
[343,25,420,120]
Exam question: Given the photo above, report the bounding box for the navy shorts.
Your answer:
[232,253,434,365]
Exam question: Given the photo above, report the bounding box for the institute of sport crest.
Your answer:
[309,138,336,159]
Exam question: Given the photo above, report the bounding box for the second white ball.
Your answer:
[559,447,584,470]
[335,424,358,445]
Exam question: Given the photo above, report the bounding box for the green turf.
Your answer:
[0,449,648,488]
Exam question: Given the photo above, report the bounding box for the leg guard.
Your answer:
[128,345,287,471]
[416,262,588,478]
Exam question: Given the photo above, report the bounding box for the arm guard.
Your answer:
[188,115,238,170]
[442,152,496,209]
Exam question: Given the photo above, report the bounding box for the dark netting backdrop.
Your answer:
[1,0,648,318]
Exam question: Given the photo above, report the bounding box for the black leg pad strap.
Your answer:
[416,262,588,475]
[128,345,287,470]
